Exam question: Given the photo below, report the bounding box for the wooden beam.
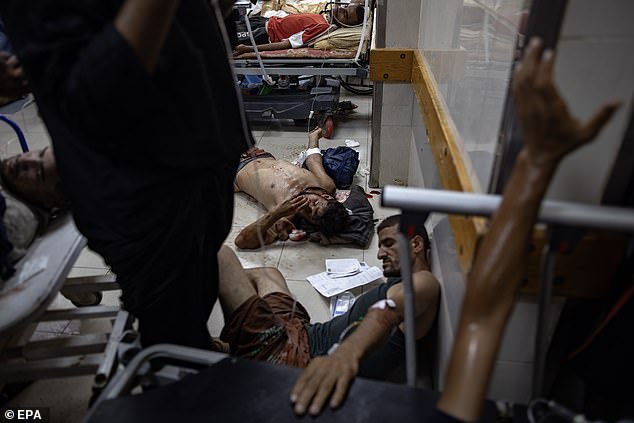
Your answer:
[410,49,486,272]
[369,48,414,82]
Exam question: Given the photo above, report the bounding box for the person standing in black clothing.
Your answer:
[0,0,253,349]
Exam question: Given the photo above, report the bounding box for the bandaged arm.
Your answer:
[291,271,439,416]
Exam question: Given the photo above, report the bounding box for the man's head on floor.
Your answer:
[377,214,430,277]
[295,191,349,236]
[0,147,65,209]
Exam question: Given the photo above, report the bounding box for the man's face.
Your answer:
[377,224,401,277]
[298,193,333,223]
[0,147,62,207]
[333,4,360,26]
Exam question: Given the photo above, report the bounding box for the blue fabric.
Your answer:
[322,146,360,189]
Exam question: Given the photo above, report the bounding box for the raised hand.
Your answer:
[273,195,310,219]
[512,38,620,167]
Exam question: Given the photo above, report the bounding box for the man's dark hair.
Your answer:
[377,214,430,254]
[315,199,349,236]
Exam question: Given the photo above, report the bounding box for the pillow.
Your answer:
[308,10,374,51]
[1,189,42,263]
[307,185,375,248]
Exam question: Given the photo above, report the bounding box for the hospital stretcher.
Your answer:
[232,0,375,137]
[0,213,131,396]
[84,343,499,423]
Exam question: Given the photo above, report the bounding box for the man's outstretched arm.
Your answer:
[291,271,439,416]
[304,128,336,193]
[437,38,620,422]
[233,40,292,56]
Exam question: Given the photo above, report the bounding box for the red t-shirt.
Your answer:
[266,14,330,47]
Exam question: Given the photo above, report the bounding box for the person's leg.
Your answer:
[244,266,291,297]
[217,246,258,323]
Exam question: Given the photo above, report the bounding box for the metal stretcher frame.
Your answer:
[231,0,374,78]
[0,213,130,392]
[0,213,86,338]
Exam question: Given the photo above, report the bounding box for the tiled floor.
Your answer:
[2,90,399,422]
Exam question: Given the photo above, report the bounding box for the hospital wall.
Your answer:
[374,0,561,404]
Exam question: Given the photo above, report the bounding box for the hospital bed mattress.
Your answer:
[235,47,357,60]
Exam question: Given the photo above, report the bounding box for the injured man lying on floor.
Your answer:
[234,127,374,249]
[217,214,440,415]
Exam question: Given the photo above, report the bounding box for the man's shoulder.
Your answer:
[416,269,440,285]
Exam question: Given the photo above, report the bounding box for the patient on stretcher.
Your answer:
[233,2,365,57]
[0,147,64,210]
[234,127,350,249]
[0,147,65,280]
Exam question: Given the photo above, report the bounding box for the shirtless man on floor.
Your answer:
[234,128,349,249]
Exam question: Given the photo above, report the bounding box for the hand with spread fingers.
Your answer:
[512,38,620,167]
[290,346,359,416]
[274,195,310,219]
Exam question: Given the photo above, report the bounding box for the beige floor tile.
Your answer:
[73,248,108,269]
[363,237,383,270]
[232,192,265,227]
[286,279,331,323]
[278,241,365,281]
[257,135,310,162]
[223,226,285,269]
[264,122,314,139]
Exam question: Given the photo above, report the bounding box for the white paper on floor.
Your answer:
[325,258,360,278]
[307,265,383,297]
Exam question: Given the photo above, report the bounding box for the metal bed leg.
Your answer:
[532,227,556,398]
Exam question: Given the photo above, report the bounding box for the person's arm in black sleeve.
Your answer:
[2,1,179,153]
[114,0,180,73]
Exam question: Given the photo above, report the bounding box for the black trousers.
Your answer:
[236,16,270,45]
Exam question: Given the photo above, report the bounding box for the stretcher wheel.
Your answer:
[69,291,103,307]
[323,116,334,139]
